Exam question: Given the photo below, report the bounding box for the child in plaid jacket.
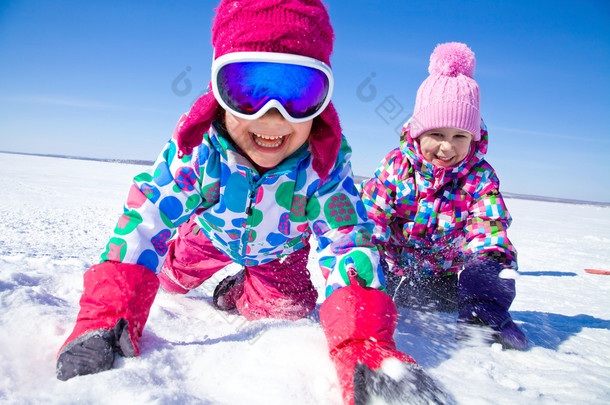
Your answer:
[360,42,528,350]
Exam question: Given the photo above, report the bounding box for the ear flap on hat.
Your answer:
[175,88,222,157]
[310,101,342,180]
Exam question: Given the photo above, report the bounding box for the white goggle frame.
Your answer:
[211,51,334,123]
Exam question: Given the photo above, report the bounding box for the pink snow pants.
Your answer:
[159,220,318,321]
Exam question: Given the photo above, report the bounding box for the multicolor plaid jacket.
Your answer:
[360,119,517,277]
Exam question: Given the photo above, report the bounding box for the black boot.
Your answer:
[213,270,245,311]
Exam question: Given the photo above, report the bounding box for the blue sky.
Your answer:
[1,0,609,202]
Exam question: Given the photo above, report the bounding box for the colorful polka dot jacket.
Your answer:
[360,119,517,277]
[101,119,384,297]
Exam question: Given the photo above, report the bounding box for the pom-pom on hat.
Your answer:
[175,0,341,179]
[411,42,481,141]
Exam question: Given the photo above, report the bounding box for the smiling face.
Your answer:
[417,127,474,168]
[223,108,313,169]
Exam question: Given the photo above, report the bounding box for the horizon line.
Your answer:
[2,149,609,207]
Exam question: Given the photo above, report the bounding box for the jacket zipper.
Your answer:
[245,189,256,216]
[238,156,307,260]
[241,172,259,259]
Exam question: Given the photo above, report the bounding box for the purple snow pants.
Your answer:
[159,220,318,321]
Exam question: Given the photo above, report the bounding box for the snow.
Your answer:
[1,151,609,404]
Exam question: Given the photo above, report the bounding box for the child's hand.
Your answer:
[56,262,160,381]
[353,359,450,405]
[56,319,130,381]
[457,260,528,350]
[320,280,449,405]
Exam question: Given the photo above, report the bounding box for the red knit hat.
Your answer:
[176,0,342,179]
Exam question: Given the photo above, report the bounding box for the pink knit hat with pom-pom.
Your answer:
[176,0,341,179]
[411,42,481,141]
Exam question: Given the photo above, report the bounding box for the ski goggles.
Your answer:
[211,52,334,123]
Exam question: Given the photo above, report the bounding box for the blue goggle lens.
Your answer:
[216,62,330,119]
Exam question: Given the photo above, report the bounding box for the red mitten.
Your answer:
[57,261,159,380]
[320,280,448,405]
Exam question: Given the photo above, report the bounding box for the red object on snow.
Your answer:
[58,261,160,357]
[320,280,416,405]
[585,268,610,275]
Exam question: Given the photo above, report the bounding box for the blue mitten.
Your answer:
[457,260,528,350]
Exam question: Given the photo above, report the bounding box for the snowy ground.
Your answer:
[1,152,609,404]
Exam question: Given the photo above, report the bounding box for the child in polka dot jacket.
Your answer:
[56,1,447,403]
[361,42,528,350]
